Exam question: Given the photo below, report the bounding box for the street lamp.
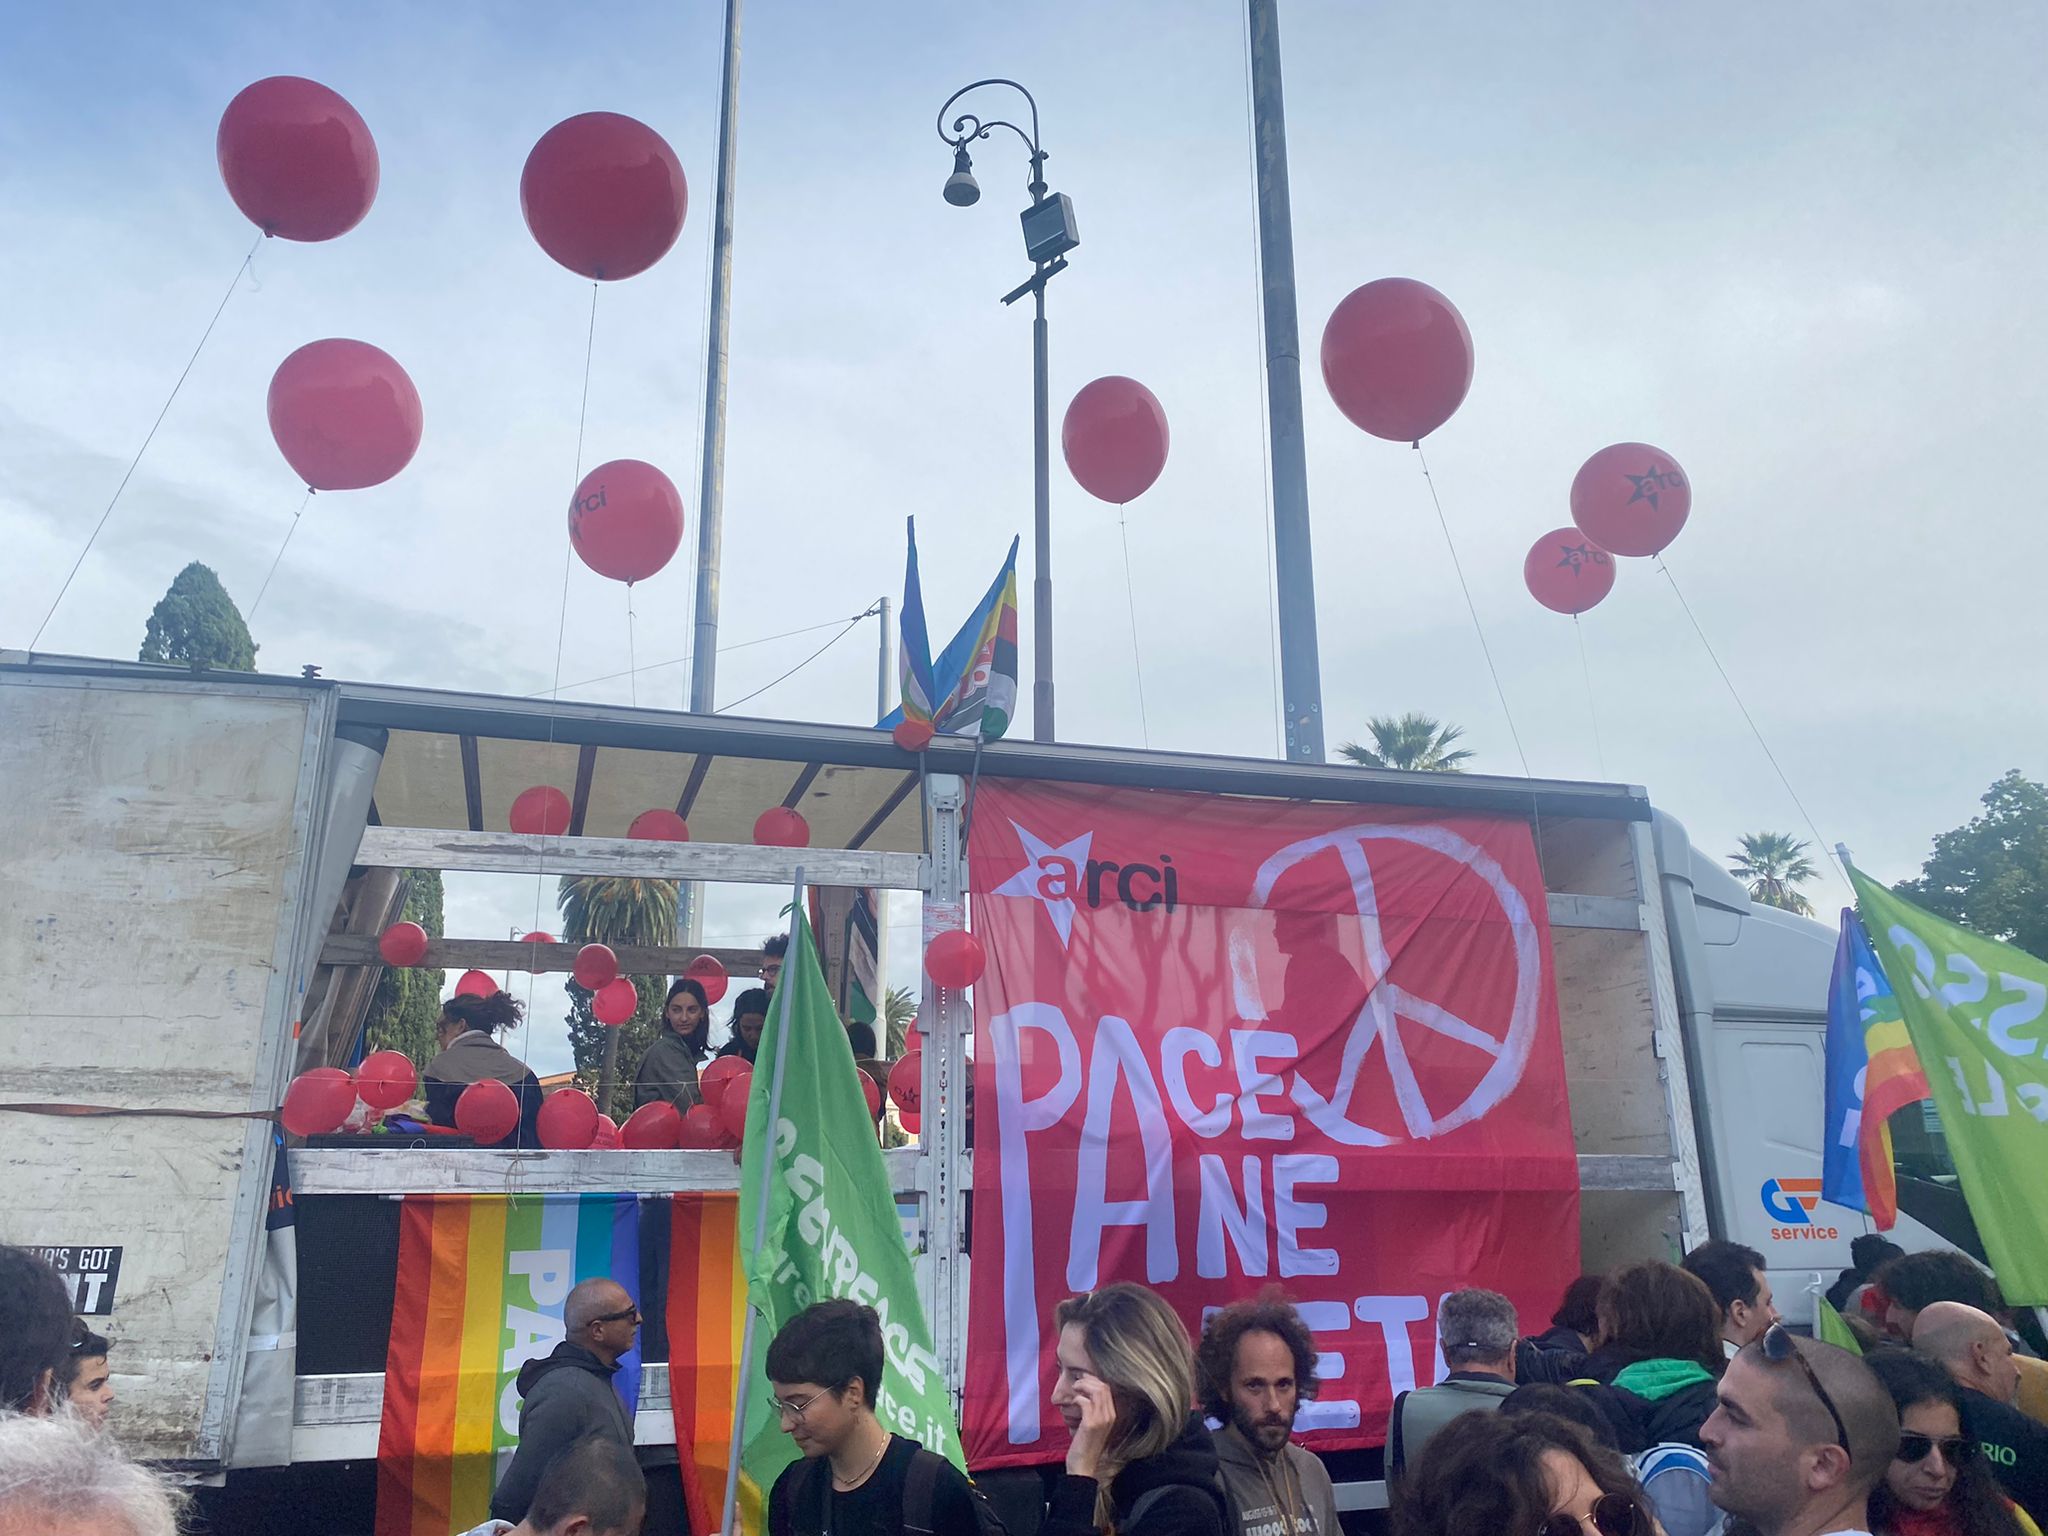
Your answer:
[935,79,1079,743]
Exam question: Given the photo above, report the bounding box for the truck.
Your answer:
[0,652,1961,1529]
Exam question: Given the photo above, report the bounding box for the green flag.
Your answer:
[1813,1295,1864,1355]
[1850,867,2048,1304]
[732,911,961,1529]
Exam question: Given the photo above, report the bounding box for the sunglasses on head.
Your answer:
[1897,1433,1975,1466]
[1538,1493,1643,1536]
[1762,1324,1849,1452]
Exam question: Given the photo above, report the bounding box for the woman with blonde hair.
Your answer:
[1044,1282,1228,1536]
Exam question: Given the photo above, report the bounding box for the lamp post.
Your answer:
[935,79,1079,744]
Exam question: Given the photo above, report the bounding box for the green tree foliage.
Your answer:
[1730,831,1819,916]
[883,986,917,1060]
[1337,714,1475,772]
[362,871,445,1066]
[1895,771,2048,961]
[558,875,678,1117]
[139,561,258,671]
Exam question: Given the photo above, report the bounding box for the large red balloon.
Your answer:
[899,1109,921,1135]
[378,921,429,967]
[509,786,572,836]
[1570,443,1691,558]
[521,112,688,281]
[924,929,986,989]
[356,1050,418,1111]
[267,339,422,491]
[629,809,690,842]
[1062,377,1170,504]
[1523,527,1617,615]
[518,932,555,972]
[718,1066,754,1140]
[281,1067,357,1137]
[679,1103,724,1149]
[887,1051,923,1116]
[454,969,497,999]
[753,807,810,848]
[1321,278,1474,443]
[685,954,729,1006]
[593,977,639,1026]
[856,1068,882,1120]
[621,1101,682,1150]
[217,77,379,242]
[699,1055,746,1112]
[573,944,618,989]
[568,460,685,584]
[455,1079,521,1144]
[537,1088,599,1150]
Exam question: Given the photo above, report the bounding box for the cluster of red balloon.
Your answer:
[1522,443,1692,616]
[279,1048,420,1137]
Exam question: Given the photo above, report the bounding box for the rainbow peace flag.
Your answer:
[375,1194,641,1536]
[665,1194,747,1536]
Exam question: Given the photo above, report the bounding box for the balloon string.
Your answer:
[1572,613,1607,779]
[627,586,638,708]
[1414,445,1533,777]
[247,487,316,620]
[1654,555,1847,891]
[1119,506,1151,749]
[28,232,264,651]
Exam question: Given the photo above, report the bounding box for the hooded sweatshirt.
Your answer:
[487,1343,635,1523]
[1211,1421,1339,1536]
[1581,1358,1719,1454]
[1043,1412,1229,1536]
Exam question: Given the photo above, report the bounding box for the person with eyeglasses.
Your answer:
[1865,1348,2040,1536]
[1390,1407,1656,1536]
[1698,1324,1902,1536]
[488,1280,642,1528]
[1914,1305,2048,1527]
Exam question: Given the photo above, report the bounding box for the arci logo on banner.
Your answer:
[993,821,1181,946]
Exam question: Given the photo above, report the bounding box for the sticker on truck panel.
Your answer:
[28,1245,122,1314]
[1761,1178,1841,1240]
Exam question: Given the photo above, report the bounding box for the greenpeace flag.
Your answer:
[964,782,1580,1464]
[1851,869,2048,1303]
[1823,908,1929,1228]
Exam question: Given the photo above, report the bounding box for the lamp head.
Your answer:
[943,144,980,207]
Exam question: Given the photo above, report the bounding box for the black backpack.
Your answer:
[779,1446,1010,1536]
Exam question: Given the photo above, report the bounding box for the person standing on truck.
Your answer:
[1046,1283,1228,1536]
[1389,1289,1522,1479]
[424,990,545,1146]
[760,932,789,992]
[1576,1261,1725,1452]
[716,988,771,1064]
[632,978,710,1112]
[458,1434,648,1536]
[0,1243,80,1415]
[1913,1304,2048,1526]
[488,1280,642,1527]
[1683,1241,1781,1360]
[1196,1288,1340,1536]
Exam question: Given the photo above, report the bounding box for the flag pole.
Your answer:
[720,865,806,1536]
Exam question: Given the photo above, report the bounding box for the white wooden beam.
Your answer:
[354,827,926,891]
[318,936,765,975]
[289,1145,925,1197]
[1545,892,1645,931]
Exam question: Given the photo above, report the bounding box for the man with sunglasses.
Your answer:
[1915,1302,2048,1526]
[1700,1324,1900,1536]
[489,1280,642,1528]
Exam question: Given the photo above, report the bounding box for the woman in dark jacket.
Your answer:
[1574,1261,1724,1453]
[633,978,710,1111]
[1043,1283,1226,1536]
[422,990,544,1146]
[1867,1349,2031,1536]
[714,988,771,1065]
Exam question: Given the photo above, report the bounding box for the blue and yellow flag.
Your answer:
[933,536,1019,741]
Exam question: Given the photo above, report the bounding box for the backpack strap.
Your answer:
[902,1447,942,1536]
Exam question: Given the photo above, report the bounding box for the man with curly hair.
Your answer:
[1196,1288,1339,1536]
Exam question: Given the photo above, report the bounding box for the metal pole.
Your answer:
[877,594,895,723]
[684,0,743,947]
[1247,0,1326,763]
[1032,280,1054,742]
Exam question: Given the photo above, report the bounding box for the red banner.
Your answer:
[963,782,1579,1466]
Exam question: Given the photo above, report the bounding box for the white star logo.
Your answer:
[992,821,1093,948]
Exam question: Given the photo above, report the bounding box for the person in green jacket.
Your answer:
[632,978,710,1112]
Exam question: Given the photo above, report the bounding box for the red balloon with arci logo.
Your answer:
[569,459,684,584]
[1570,442,1690,558]
[522,112,688,281]
[268,339,422,491]
[1522,527,1616,615]
[217,76,379,241]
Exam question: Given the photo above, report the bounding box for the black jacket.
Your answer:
[488,1343,635,1522]
[1959,1386,2048,1528]
[1043,1412,1229,1536]
[1576,1360,1719,1455]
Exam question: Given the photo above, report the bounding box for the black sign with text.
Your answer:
[29,1245,123,1315]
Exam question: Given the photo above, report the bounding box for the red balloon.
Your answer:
[509,786,572,836]
[1320,278,1474,443]
[684,954,729,1006]
[699,1055,746,1112]
[217,76,378,242]
[356,1050,418,1111]
[521,112,688,281]
[569,459,685,584]
[622,1101,682,1150]
[573,944,618,989]
[378,921,429,967]
[629,809,690,842]
[454,969,497,999]
[1523,527,1617,615]
[537,1088,599,1150]
[719,1066,754,1140]
[899,1108,921,1135]
[267,339,421,491]
[680,1102,724,1149]
[455,1079,521,1144]
[753,806,810,848]
[281,1067,357,1137]
[924,929,986,989]
[856,1068,882,1120]
[886,1051,923,1115]
[1570,442,1691,558]
[593,977,639,1026]
[892,718,935,753]
[592,1113,622,1149]
[518,932,554,972]
[1062,376,1170,504]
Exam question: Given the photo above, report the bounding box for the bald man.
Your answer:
[1699,1332,1899,1536]
[489,1279,642,1527]
[1915,1301,2048,1525]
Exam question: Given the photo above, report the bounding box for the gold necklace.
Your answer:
[1258,1450,1304,1536]
[833,1430,891,1491]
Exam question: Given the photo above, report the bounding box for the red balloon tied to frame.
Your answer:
[892,718,934,753]
[592,1113,622,1149]
[1523,527,1617,615]
[217,76,379,241]
[569,460,685,584]
[521,112,688,281]
[281,1068,356,1137]
[628,809,690,842]
[593,977,639,1026]
[925,929,985,989]
[573,944,618,989]
[518,931,554,972]
[378,921,429,967]
[886,1051,922,1115]
[509,785,572,836]
[685,954,728,1006]
[899,1108,921,1135]
[718,1066,754,1140]
[699,1054,746,1112]
[1062,376,1170,504]
[680,1103,723,1149]
[453,969,497,999]
[1570,442,1691,558]
[856,1068,882,1119]
[537,1088,599,1149]
[356,1050,417,1110]
[1321,278,1474,443]
[455,1079,521,1144]
[267,339,422,491]
[621,1101,681,1149]
[753,806,810,848]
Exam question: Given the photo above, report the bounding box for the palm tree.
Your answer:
[883,986,918,1059]
[1338,714,1476,772]
[1730,832,1819,916]
[558,875,679,1114]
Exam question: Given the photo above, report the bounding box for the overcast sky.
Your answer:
[5,2,2043,1075]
